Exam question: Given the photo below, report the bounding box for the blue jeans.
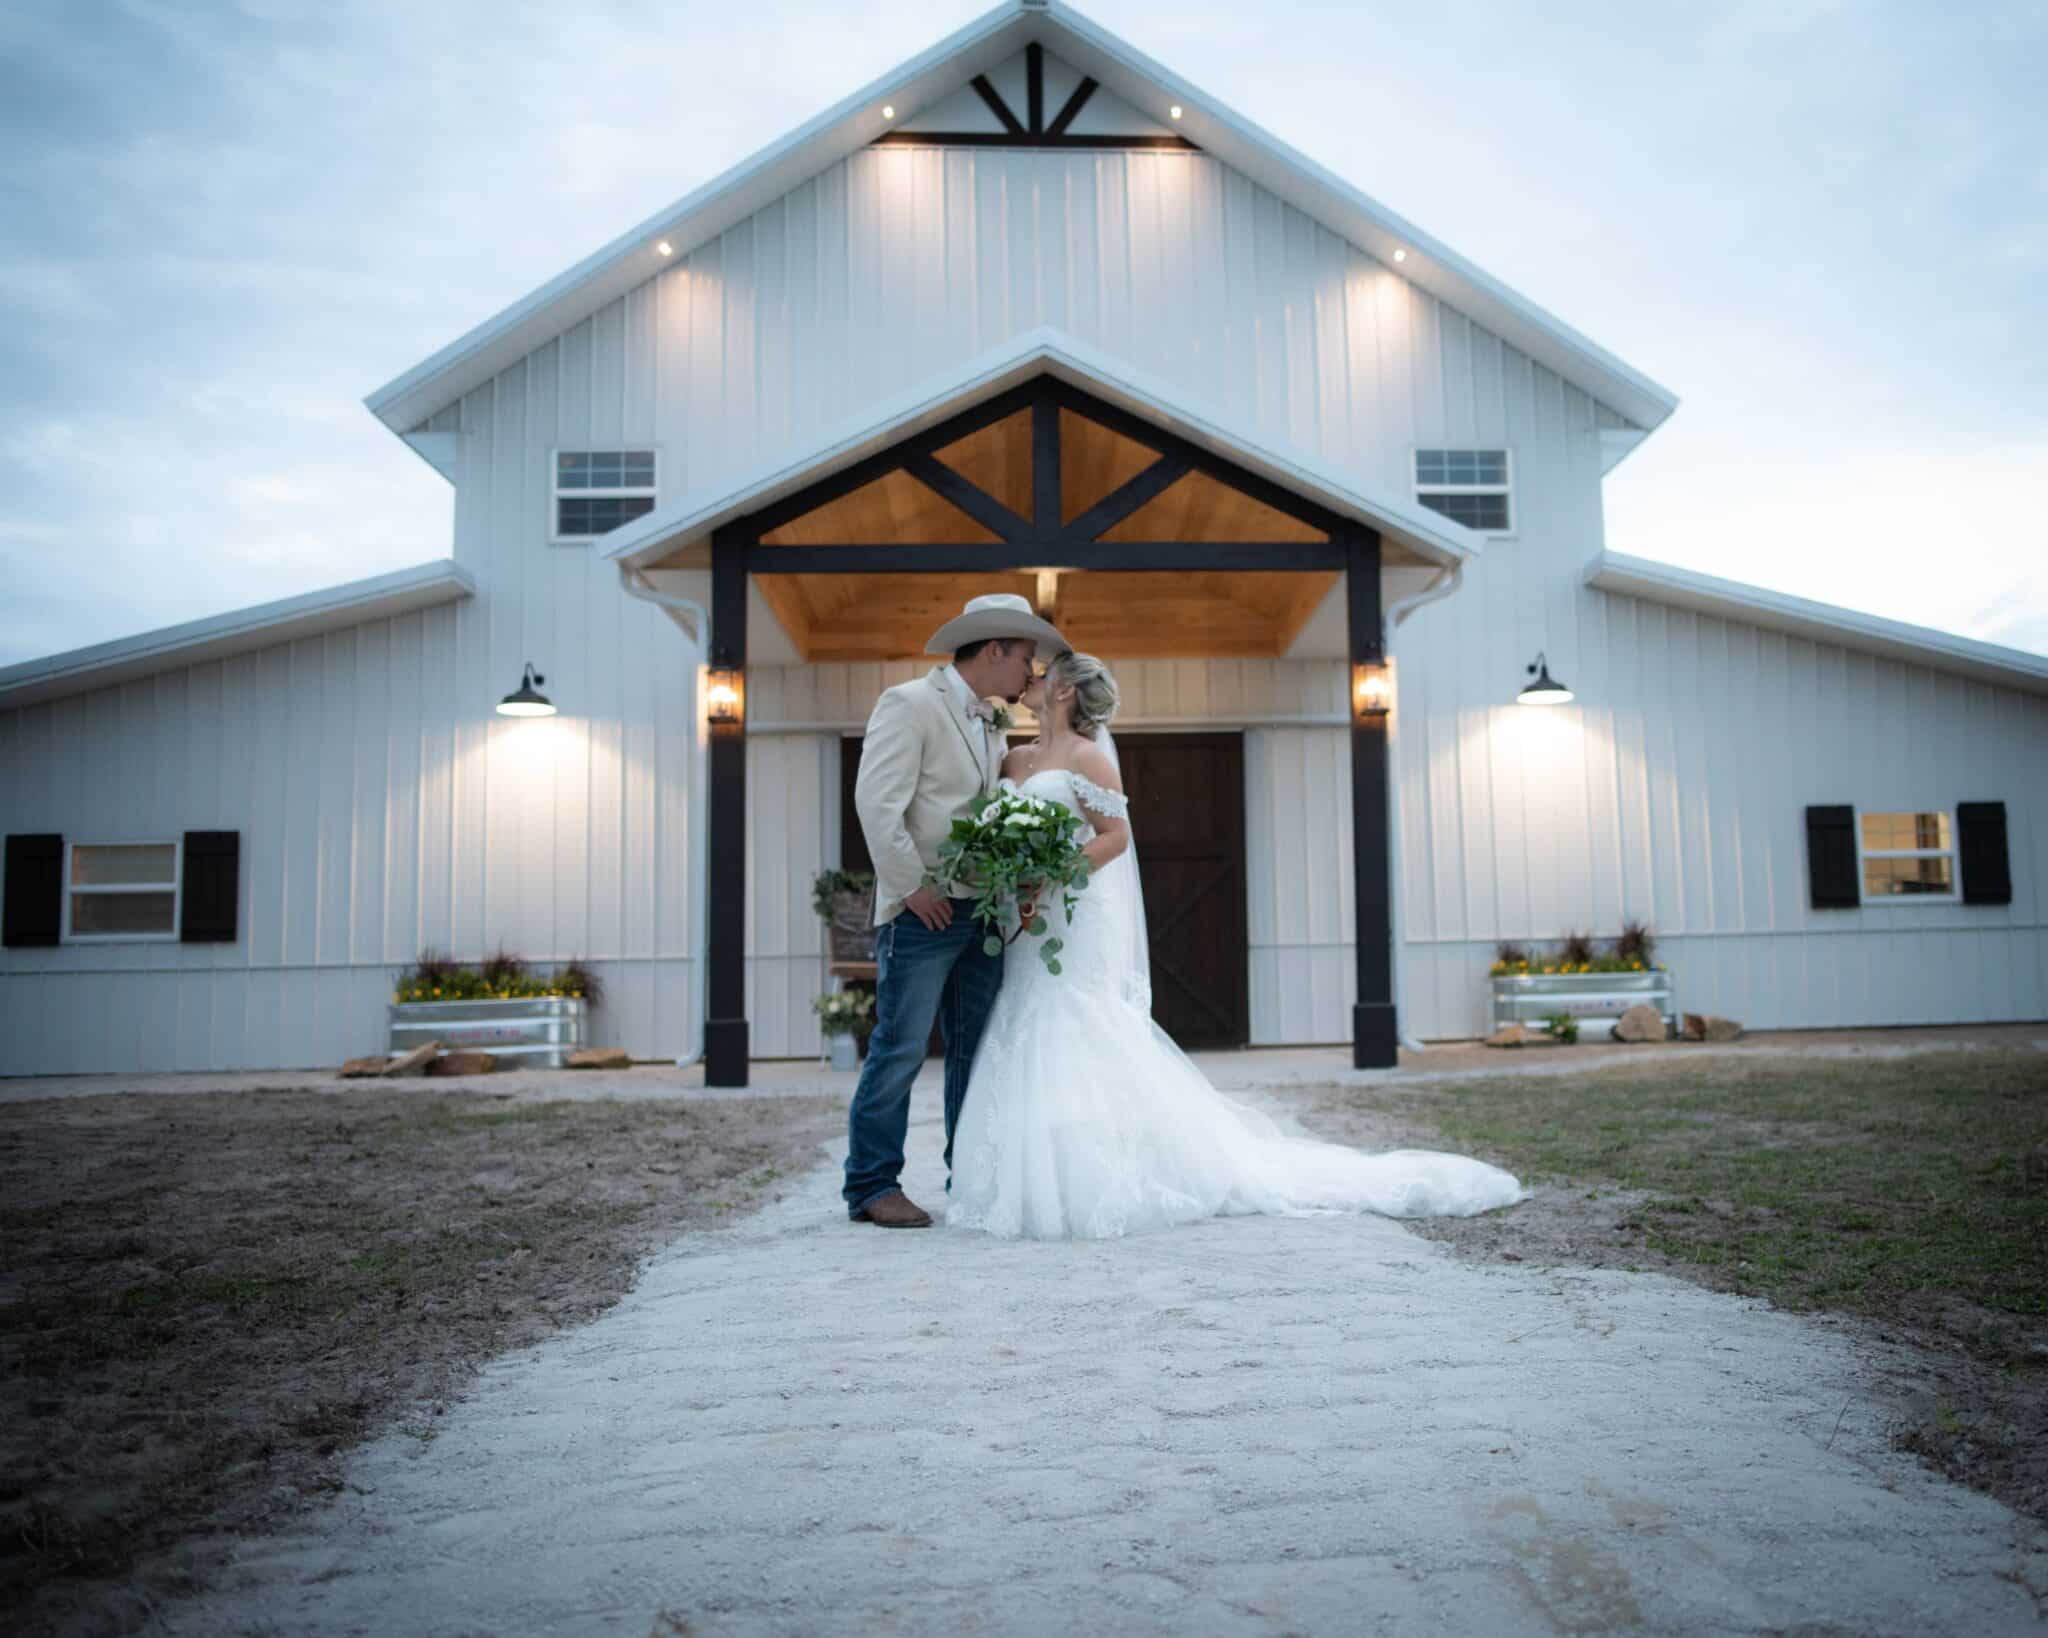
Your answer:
[842,903,1004,1216]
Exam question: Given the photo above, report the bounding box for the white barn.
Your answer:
[3,0,2044,1080]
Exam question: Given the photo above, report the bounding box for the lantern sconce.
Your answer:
[1517,651,1574,706]
[1353,656,1392,719]
[705,667,745,728]
[496,662,556,718]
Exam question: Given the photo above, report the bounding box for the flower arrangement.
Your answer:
[812,988,876,1039]
[810,867,876,921]
[393,949,605,1006]
[1489,923,1663,978]
[932,789,1091,974]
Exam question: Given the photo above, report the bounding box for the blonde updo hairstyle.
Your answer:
[1044,651,1119,740]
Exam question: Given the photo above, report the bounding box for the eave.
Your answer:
[1586,552,2048,697]
[0,560,477,712]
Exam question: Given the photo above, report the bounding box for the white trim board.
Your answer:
[600,328,1489,575]
[1586,551,2048,697]
[363,0,1679,438]
[0,560,478,711]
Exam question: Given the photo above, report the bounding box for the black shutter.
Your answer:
[1956,802,2012,906]
[2,834,64,947]
[180,830,241,943]
[1805,805,1859,909]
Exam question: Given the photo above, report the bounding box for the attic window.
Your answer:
[1414,449,1512,533]
[555,450,656,540]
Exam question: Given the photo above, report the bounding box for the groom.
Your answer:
[843,593,1071,1227]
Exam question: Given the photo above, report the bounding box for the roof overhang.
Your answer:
[0,559,476,712]
[1587,551,2048,697]
[601,328,1488,574]
[366,0,1678,438]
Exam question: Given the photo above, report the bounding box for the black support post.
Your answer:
[1345,529,1397,1069]
[705,525,750,1086]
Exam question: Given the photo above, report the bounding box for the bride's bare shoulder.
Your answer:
[1072,741,1122,792]
[1000,741,1038,780]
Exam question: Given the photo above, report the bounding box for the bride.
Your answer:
[947,651,1527,1240]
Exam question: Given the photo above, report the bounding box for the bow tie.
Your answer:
[964,698,995,723]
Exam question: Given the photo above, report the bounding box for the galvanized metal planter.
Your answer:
[388,997,588,1068]
[1490,971,1677,1040]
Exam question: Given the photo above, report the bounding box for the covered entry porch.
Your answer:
[608,342,1476,1085]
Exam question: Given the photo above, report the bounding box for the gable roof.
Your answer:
[0,560,476,712]
[599,327,1489,574]
[1587,552,2048,697]
[366,0,1679,439]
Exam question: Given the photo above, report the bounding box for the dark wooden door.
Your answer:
[844,731,1249,1052]
[1118,733,1248,1049]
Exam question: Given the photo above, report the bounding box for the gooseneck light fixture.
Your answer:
[497,663,556,718]
[1516,651,1573,706]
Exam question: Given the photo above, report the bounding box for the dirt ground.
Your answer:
[1291,1050,2048,1531]
[0,1085,845,1638]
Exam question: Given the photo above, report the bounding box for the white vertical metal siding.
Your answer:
[0,561,705,1075]
[1392,571,2048,1038]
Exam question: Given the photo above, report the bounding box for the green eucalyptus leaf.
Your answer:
[983,936,1002,958]
[1047,959,1063,976]
[1029,915,1048,935]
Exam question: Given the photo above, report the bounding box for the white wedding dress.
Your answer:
[947,761,1527,1240]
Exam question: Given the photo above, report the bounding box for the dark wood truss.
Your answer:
[732,376,1348,574]
[873,42,1198,152]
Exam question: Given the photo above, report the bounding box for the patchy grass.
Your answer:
[0,1087,843,1637]
[1299,1049,2048,1522]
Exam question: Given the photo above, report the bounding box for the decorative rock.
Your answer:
[339,1056,388,1078]
[1485,1023,1530,1048]
[426,1051,498,1077]
[1682,1013,1745,1043]
[565,1047,631,1070]
[380,1041,441,1077]
[1612,1004,1667,1044]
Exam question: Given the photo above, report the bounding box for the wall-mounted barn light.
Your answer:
[1517,652,1573,706]
[496,663,556,718]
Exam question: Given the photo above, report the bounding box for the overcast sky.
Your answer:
[2,0,2043,670]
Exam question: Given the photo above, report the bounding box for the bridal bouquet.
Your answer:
[931,790,1091,974]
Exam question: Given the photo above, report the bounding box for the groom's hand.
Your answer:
[905,885,953,931]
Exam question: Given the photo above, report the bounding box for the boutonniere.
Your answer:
[990,705,1014,732]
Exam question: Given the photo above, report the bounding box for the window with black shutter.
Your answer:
[1956,802,2013,906]
[1804,805,1858,909]
[180,831,241,943]
[3,833,64,947]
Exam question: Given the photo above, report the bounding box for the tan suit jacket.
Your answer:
[855,668,1000,925]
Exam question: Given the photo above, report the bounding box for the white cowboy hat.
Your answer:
[924,593,1071,657]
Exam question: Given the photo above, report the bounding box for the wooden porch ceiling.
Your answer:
[752,568,1340,661]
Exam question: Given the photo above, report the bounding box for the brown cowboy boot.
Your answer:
[855,1191,933,1229]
